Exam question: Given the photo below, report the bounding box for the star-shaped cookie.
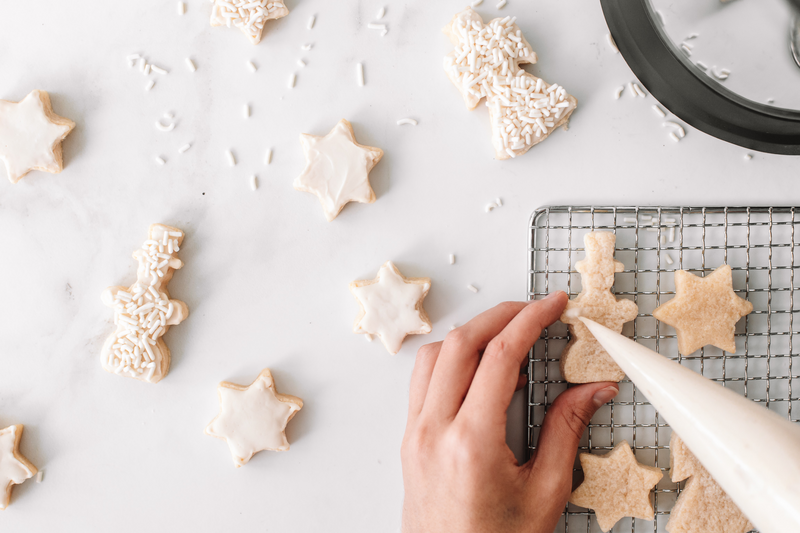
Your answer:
[0,425,38,510]
[350,261,432,355]
[293,119,383,222]
[210,0,289,45]
[0,90,75,183]
[653,265,752,355]
[569,441,663,532]
[205,368,303,467]
[666,433,753,533]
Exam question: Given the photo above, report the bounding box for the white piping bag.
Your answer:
[579,317,800,533]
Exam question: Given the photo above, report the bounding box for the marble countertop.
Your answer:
[0,0,797,531]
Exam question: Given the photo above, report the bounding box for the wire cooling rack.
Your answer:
[527,206,799,533]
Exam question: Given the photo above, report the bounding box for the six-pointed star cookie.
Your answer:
[210,0,289,45]
[653,265,752,355]
[294,119,383,222]
[350,261,432,355]
[205,368,303,467]
[0,90,75,184]
[0,425,38,510]
[570,441,663,532]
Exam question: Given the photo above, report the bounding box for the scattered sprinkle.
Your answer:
[471,0,483,5]
[381,30,388,37]
[150,64,168,75]
[376,6,386,19]
[297,58,306,68]
[141,60,148,74]
[178,143,191,154]
[177,1,185,15]
[632,82,646,97]
[126,53,141,66]
[665,253,674,265]
[664,217,676,223]
[669,227,675,242]
[663,120,686,138]
[357,62,365,87]
[628,82,636,97]
[660,235,666,245]
[250,174,258,191]
[640,215,652,221]
[606,33,619,53]
[365,333,374,342]
[614,86,625,99]
[496,0,507,8]
[145,80,155,91]
[669,131,680,142]
[655,10,665,24]
[467,284,479,293]
[495,197,503,207]
[155,156,166,165]
[652,105,666,118]
[623,217,637,223]
[396,118,418,126]
[247,60,257,73]
[307,15,316,29]
[449,254,455,265]
[681,41,694,50]
[301,43,313,51]
[681,43,692,56]
[36,471,43,483]
[744,153,752,160]
[243,104,250,118]
[695,61,708,71]
[711,67,730,80]
[289,73,296,88]
[155,120,175,132]
[485,202,496,213]
[646,228,659,233]
[368,23,387,31]
[226,149,236,167]
[264,148,273,165]
[185,58,196,72]
[164,112,174,120]
[144,63,151,76]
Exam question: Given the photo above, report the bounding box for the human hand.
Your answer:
[401,292,619,533]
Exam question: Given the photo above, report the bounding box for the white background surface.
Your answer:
[0,0,797,531]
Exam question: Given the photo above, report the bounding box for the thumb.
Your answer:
[526,382,618,498]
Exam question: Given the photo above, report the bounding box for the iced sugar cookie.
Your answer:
[294,119,383,222]
[100,224,189,384]
[561,232,638,383]
[653,265,752,355]
[350,261,432,355]
[666,434,752,533]
[0,425,37,510]
[443,8,577,159]
[0,90,75,183]
[205,368,303,467]
[210,0,289,45]
[569,441,663,532]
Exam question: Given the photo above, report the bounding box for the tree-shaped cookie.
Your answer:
[100,224,189,384]
[560,232,638,382]
[569,440,663,532]
[666,433,752,533]
[443,8,578,159]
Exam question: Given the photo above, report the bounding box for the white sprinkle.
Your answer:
[363,332,374,342]
[663,120,686,138]
[606,33,619,53]
[250,174,258,191]
[449,254,455,265]
[450,325,457,331]
[495,197,503,207]
[660,235,666,245]
[145,80,155,91]
[471,0,483,5]
[367,23,387,31]
[744,153,752,160]
[652,105,667,118]
[226,150,236,167]
[664,217,676,223]
[178,143,191,154]
[665,253,674,265]
[623,217,637,223]
[264,148,273,165]
[357,63,365,86]
[467,284,479,293]
[695,61,708,71]
[150,64,168,75]
[297,58,306,68]
[301,43,313,51]
[711,66,730,80]
[177,1,185,15]
[681,41,694,50]
[640,215,652,221]
[628,82,636,97]
[185,58,196,72]
[485,202,496,213]
[614,86,624,99]
[155,120,175,132]
[646,228,659,233]
[36,471,43,483]
[247,60,257,73]
[126,53,141,63]
[396,118,418,126]
[142,61,149,75]
[288,73,296,88]
[681,43,692,56]
[655,10,665,24]
[496,0,507,8]
[155,156,166,165]
[632,83,646,97]
[376,6,385,19]
[307,15,316,29]
[243,104,250,118]
[669,227,675,242]
[669,131,680,142]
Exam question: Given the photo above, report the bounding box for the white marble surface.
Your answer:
[0,0,797,531]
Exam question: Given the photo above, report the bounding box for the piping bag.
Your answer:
[578,317,800,533]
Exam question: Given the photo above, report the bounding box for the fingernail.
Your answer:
[592,386,619,407]
[544,291,565,301]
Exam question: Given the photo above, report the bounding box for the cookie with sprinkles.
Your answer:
[210,0,289,45]
[100,224,189,384]
[443,8,577,159]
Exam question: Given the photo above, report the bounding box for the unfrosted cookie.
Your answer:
[653,265,752,355]
[349,261,432,355]
[100,224,189,383]
[205,368,303,467]
[560,232,638,383]
[0,90,75,183]
[210,0,289,45]
[667,433,752,533]
[0,424,38,510]
[569,440,663,532]
[442,8,577,159]
[294,119,383,222]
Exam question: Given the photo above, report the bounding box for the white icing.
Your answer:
[0,90,73,183]
[0,426,35,510]
[350,261,431,355]
[210,0,288,44]
[205,371,301,467]
[293,119,382,222]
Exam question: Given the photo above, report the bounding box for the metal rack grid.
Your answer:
[526,206,799,533]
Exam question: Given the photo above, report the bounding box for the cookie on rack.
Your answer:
[350,261,432,355]
[0,424,38,510]
[100,224,189,384]
[205,368,303,467]
[210,0,289,45]
[666,433,752,533]
[560,231,638,383]
[569,440,663,532]
[442,8,577,159]
[653,265,752,355]
[0,90,75,184]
